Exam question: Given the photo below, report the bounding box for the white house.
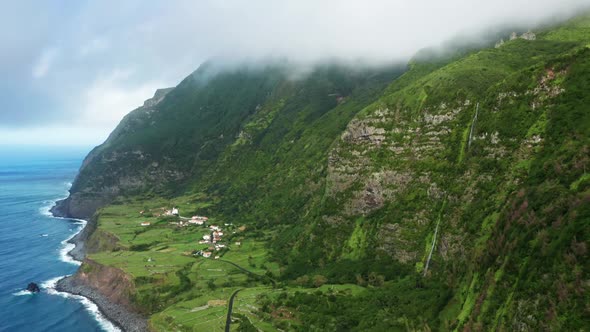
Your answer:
[202,252,212,258]
[171,207,179,216]
[202,234,211,241]
[140,222,151,226]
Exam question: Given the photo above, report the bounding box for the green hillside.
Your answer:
[61,14,590,331]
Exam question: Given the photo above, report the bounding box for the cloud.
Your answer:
[0,125,107,147]
[1,0,590,147]
[75,69,165,129]
[79,37,110,56]
[146,0,590,63]
[32,48,58,78]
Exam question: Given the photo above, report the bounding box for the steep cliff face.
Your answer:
[316,38,576,264]
[54,64,289,219]
[294,17,590,330]
[52,88,175,219]
[73,258,136,307]
[56,62,403,219]
[57,258,149,332]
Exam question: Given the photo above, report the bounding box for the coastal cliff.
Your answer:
[56,259,148,332]
[53,13,590,331]
[51,211,148,331]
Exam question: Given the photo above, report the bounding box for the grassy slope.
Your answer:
[263,14,590,331]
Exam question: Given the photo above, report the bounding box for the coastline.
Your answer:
[49,200,149,332]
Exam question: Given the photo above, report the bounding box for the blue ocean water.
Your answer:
[0,147,118,332]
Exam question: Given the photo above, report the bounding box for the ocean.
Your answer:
[0,147,119,332]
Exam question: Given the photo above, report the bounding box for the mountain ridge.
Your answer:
[54,13,590,331]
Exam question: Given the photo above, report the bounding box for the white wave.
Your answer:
[13,290,33,296]
[42,189,87,266]
[39,185,121,331]
[59,241,81,266]
[39,181,72,217]
[41,276,64,289]
[39,203,53,217]
[42,276,121,332]
[58,219,86,266]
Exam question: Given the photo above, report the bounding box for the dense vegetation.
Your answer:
[67,13,590,331]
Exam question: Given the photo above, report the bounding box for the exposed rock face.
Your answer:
[510,32,518,40]
[73,259,135,307]
[51,194,110,220]
[143,88,173,108]
[501,31,536,46]
[341,118,387,146]
[320,61,569,266]
[520,31,536,41]
[324,102,462,262]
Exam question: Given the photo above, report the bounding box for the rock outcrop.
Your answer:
[26,282,40,293]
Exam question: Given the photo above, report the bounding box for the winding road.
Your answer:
[220,259,277,331]
[225,288,242,332]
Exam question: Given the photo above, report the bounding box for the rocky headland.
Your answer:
[51,201,149,332]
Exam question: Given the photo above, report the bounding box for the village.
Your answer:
[138,207,242,261]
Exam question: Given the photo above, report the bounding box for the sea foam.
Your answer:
[58,219,86,266]
[39,182,71,217]
[12,290,33,296]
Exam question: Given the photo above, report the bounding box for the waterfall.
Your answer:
[423,200,446,277]
[423,216,441,277]
[468,103,479,150]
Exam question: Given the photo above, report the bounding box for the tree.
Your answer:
[368,272,385,287]
[207,279,216,290]
[295,275,310,286]
[313,275,328,288]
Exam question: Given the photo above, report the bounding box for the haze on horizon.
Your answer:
[1,0,588,147]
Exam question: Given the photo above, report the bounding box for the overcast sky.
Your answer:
[1,0,588,147]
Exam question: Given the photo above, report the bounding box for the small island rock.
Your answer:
[26,282,40,293]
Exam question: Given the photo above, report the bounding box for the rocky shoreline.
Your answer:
[56,277,148,332]
[51,200,149,332]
